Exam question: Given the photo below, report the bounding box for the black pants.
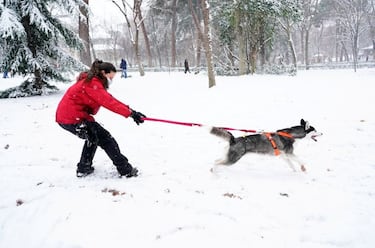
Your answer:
[59,121,131,174]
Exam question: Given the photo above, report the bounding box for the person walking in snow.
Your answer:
[184,59,190,74]
[3,70,9,78]
[120,58,127,78]
[56,59,146,178]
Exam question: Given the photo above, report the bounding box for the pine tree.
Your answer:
[0,0,87,98]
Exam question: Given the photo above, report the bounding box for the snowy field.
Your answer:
[1,69,375,248]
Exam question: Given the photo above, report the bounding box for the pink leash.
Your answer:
[141,117,257,133]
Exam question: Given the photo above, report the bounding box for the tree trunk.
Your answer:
[136,0,152,67]
[249,45,257,74]
[134,27,145,76]
[79,0,91,67]
[300,29,305,64]
[352,30,359,72]
[188,0,203,69]
[335,19,340,62]
[171,0,178,67]
[21,15,43,89]
[196,30,202,68]
[151,15,162,68]
[259,24,266,73]
[305,29,310,70]
[201,0,215,88]
[340,41,349,62]
[280,18,297,71]
[235,7,247,75]
[288,34,297,70]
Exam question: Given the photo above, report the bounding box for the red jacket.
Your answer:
[56,73,132,124]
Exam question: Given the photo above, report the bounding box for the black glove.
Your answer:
[130,110,146,125]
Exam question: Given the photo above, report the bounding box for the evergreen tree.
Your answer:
[0,0,87,98]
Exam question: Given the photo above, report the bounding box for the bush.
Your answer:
[0,79,58,98]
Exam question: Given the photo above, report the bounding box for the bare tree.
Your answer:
[171,0,178,67]
[188,0,215,87]
[279,19,298,70]
[135,0,152,67]
[188,0,203,68]
[201,0,215,87]
[277,0,302,72]
[300,0,320,69]
[234,6,247,75]
[79,0,92,66]
[366,0,375,60]
[332,0,368,71]
[112,0,145,76]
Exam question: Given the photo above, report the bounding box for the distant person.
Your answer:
[120,58,127,78]
[56,59,146,178]
[3,70,9,78]
[184,59,190,74]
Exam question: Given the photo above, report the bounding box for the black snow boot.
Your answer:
[76,165,95,177]
[117,164,138,178]
[125,167,139,178]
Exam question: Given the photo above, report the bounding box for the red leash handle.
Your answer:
[141,117,257,133]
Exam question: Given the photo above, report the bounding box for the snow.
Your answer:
[1,69,375,248]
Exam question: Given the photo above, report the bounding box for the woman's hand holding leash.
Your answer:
[130,109,146,125]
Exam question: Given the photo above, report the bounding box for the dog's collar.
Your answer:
[263,132,294,156]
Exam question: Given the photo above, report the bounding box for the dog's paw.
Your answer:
[214,158,229,165]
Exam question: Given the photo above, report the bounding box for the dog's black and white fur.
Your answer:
[210,119,321,171]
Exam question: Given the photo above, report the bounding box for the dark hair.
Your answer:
[85,59,116,89]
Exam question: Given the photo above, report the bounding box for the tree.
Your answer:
[112,0,145,76]
[277,0,302,72]
[201,0,215,87]
[171,0,178,67]
[299,0,320,69]
[329,0,369,71]
[188,0,216,87]
[0,0,86,98]
[365,0,375,60]
[188,0,204,69]
[224,0,281,74]
[134,0,152,67]
[79,0,92,67]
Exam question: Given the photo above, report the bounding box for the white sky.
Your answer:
[89,0,124,25]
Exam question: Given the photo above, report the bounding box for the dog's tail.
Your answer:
[210,127,235,144]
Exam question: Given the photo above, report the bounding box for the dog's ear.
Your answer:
[300,119,310,130]
[305,121,310,130]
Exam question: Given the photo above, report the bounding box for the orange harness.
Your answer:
[263,131,294,156]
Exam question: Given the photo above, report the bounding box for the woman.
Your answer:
[56,59,146,178]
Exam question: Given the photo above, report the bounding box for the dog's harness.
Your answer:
[263,132,294,156]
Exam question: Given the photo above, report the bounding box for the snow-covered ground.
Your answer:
[1,69,374,248]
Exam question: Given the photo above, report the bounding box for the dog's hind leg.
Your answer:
[224,143,247,164]
[214,142,246,165]
[211,148,246,173]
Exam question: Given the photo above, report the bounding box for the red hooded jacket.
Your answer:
[56,73,132,124]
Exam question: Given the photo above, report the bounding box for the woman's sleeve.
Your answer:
[85,81,132,118]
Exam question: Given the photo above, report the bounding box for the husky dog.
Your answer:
[210,119,322,171]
